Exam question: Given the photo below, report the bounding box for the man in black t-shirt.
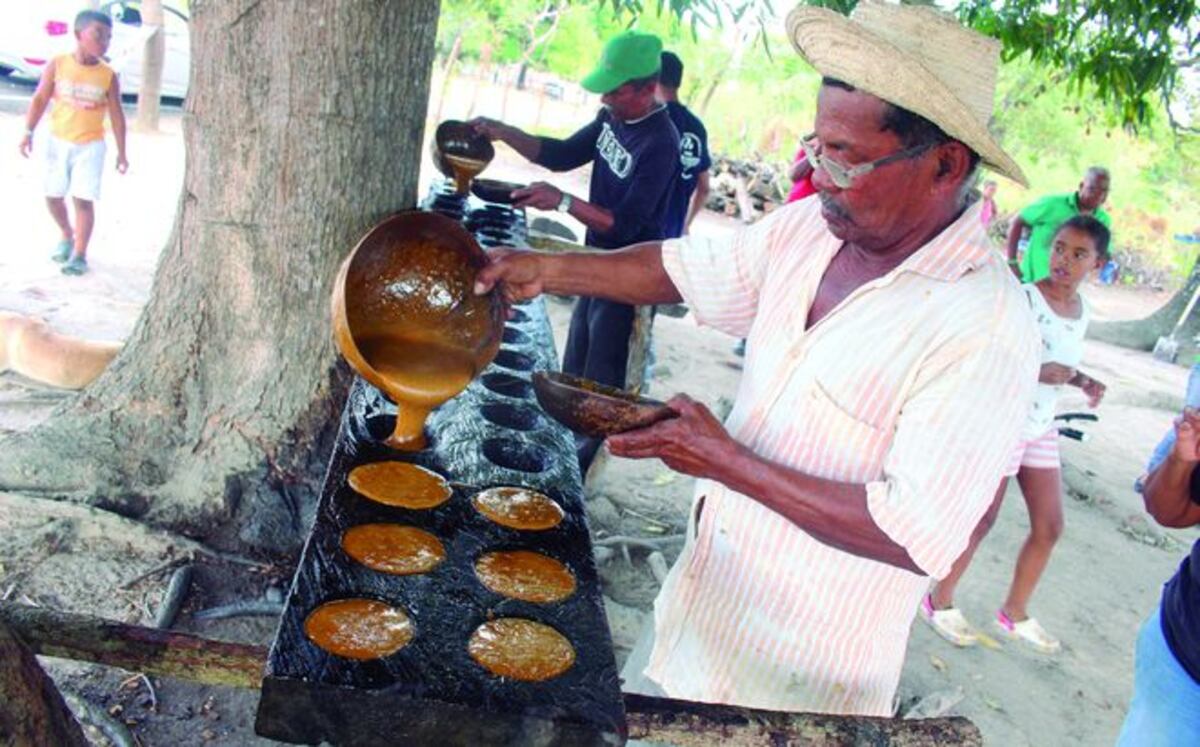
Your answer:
[1120,408,1200,744]
[657,51,712,239]
[471,31,680,472]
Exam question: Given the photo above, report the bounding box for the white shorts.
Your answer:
[1004,428,1060,476]
[44,136,106,202]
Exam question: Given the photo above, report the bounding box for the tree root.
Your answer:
[0,492,267,569]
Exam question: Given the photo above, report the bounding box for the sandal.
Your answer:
[919,593,979,647]
[995,610,1060,653]
[61,256,88,276]
[51,239,72,263]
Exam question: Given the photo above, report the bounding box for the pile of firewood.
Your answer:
[703,154,790,223]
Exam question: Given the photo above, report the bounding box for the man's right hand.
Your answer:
[469,117,506,142]
[18,134,32,158]
[474,247,547,304]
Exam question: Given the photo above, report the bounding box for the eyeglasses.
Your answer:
[801,136,935,189]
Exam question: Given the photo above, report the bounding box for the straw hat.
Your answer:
[787,1,1027,186]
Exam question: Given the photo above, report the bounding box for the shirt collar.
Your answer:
[622,103,667,125]
[889,201,994,282]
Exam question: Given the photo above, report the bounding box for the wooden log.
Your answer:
[0,601,267,690]
[0,618,89,747]
[1,603,983,746]
[623,693,982,747]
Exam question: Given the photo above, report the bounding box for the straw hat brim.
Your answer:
[787,6,1027,187]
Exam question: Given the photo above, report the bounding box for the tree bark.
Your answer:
[135,0,165,132]
[0,618,90,747]
[0,0,442,553]
[1089,257,1200,357]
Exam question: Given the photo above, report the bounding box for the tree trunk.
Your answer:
[1089,257,1200,357]
[0,0,441,553]
[0,619,89,747]
[135,0,165,132]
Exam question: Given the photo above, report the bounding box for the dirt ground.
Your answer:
[1,94,1197,746]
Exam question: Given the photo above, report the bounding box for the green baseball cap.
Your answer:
[581,31,663,94]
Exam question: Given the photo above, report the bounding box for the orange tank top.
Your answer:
[50,54,114,144]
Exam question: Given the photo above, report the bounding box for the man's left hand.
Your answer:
[606,394,739,480]
[513,182,563,211]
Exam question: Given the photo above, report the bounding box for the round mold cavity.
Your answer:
[481,439,552,474]
[493,349,534,372]
[480,403,545,432]
[363,413,395,442]
[361,413,435,451]
[506,308,530,324]
[481,372,534,399]
[502,328,530,346]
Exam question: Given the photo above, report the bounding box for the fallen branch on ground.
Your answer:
[0,601,266,689]
[193,600,284,621]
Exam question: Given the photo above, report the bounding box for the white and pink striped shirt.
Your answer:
[644,197,1039,716]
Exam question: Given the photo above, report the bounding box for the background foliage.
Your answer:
[435,0,1200,282]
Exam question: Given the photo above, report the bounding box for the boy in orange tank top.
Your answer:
[18,10,128,276]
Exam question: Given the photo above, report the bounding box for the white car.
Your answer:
[0,1,190,99]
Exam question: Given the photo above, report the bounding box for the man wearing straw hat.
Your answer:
[476,1,1038,716]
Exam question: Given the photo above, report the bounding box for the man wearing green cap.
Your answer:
[471,30,680,473]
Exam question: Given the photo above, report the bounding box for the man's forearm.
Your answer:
[111,111,126,156]
[1143,454,1200,528]
[566,197,615,235]
[24,97,50,133]
[495,124,541,162]
[715,443,921,573]
[540,242,682,305]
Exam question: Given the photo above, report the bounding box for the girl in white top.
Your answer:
[923,215,1111,654]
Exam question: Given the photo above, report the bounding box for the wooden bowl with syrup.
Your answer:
[470,178,525,205]
[431,120,495,194]
[531,371,676,438]
[331,211,505,450]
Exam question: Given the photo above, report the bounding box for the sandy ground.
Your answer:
[0,87,1197,746]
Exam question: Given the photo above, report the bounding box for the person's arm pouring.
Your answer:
[470,118,542,162]
[474,242,682,306]
[18,60,57,158]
